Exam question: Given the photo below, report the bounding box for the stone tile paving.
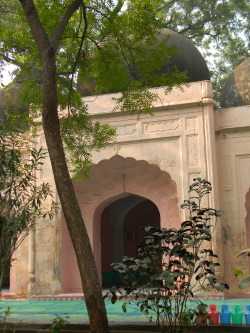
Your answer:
[0,299,250,324]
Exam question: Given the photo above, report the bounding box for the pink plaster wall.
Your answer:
[61,216,81,293]
[61,155,179,292]
[101,207,113,272]
[9,261,16,294]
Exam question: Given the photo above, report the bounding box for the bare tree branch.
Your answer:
[70,3,88,78]
[19,0,84,55]
[67,3,88,112]
[51,0,83,51]
[19,0,50,56]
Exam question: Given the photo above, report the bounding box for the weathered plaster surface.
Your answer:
[215,105,250,297]
[11,81,250,298]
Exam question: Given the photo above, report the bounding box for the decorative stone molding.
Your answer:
[144,119,180,134]
[73,155,178,206]
[186,117,198,130]
[187,135,200,167]
[202,80,213,99]
[116,124,137,136]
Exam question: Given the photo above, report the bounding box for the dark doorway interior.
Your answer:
[101,195,160,287]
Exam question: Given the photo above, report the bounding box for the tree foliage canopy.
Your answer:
[155,0,250,101]
[0,2,248,331]
[0,0,187,174]
[0,0,249,105]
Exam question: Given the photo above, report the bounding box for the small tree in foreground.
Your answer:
[108,179,228,333]
[0,128,56,292]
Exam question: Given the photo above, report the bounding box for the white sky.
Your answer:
[0,64,16,86]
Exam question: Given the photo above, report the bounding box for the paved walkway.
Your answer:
[1,299,250,324]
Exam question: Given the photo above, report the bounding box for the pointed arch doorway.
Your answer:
[61,155,179,293]
[101,195,160,287]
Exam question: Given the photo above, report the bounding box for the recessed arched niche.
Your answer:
[61,155,179,293]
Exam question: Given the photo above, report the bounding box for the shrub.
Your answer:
[107,178,228,333]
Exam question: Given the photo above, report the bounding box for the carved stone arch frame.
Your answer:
[76,155,180,276]
[62,155,180,290]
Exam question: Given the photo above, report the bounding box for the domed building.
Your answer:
[6,32,250,300]
[77,28,210,96]
[221,57,250,108]
[156,29,210,82]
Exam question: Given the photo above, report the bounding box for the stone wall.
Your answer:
[11,81,250,298]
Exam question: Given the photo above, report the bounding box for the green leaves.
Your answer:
[0,127,56,291]
[1,0,190,116]
[109,178,225,333]
[113,83,158,115]
[61,103,116,178]
[233,269,246,276]
[236,248,250,258]
[153,0,250,103]
[235,249,250,290]
[1,0,249,108]
[49,314,69,333]
[239,277,250,291]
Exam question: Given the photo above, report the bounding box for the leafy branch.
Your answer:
[107,178,227,333]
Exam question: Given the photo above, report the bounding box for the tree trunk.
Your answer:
[0,256,10,293]
[18,1,109,331]
[41,45,109,333]
[0,265,5,293]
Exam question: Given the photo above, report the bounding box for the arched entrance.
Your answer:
[101,195,160,287]
[61,155,179,293]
